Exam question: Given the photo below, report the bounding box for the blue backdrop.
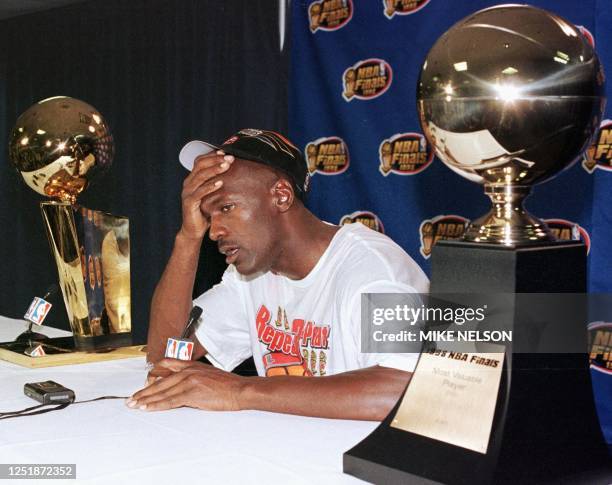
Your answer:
[289,0,611,445]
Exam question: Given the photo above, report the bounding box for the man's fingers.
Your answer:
[187,151,226,171]
[137,395,180,412]
[146,369,172,386]
[145,374,158,387]
[130,370,191,402]
[185,153,233,186]
[187,180,223,207]
[182,163,230,198]
[193,152,232,172]
[131,379,194,411]
[131,359,193,399]
[154,357,198,372]
[182,168,226,205]
[131,363,209,402]
[135,359,196,396]
[188,156,233,186]
[191,150,226,168]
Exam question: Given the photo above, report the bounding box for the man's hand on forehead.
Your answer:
[195,152,238,209]
[179,150,234,241]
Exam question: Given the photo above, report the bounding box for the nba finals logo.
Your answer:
[342,59,392,101]
[340,211,385,233]
[305,137,350,175]
[588,321,612,374]
[583,119,612,173]
[544,219,591,254]
[419,215,469,258]
[309,0,353,33]
[379,132,433,176]
[383,0,431,19]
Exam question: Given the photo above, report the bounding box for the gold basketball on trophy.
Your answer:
[9,96,113,204]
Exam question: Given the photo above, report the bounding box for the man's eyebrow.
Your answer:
[200,192,224,218]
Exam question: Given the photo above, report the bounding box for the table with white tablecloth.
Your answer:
[0,318,376,484]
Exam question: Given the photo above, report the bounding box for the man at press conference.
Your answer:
[128,129,428,420]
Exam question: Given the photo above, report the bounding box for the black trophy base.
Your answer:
[0,332,139,368]
[73,332,133,351]
[15,329,50,342]
[344,240,611,484]
[0,332,132,355]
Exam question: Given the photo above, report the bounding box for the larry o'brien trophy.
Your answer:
[7,96,131,352]
[344,5,610,484]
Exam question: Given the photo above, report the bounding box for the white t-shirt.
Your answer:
[194,223,429,377]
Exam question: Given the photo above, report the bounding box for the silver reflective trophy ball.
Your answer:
[417,4,605,245]
[9,96,114,204]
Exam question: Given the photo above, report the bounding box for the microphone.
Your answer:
[42,284,59,301]
[16,284,59,343]
[180,306,203,339]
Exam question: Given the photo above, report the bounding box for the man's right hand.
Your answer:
[179,150,234,241]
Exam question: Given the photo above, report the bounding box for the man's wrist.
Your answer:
[175,228,205,247]
[235,376,262,412]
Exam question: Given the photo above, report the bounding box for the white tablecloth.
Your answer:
[0,318,376,484]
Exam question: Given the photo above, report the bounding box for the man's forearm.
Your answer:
[238,366,411,421]
[147,231,204,363]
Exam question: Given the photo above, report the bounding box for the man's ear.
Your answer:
[272,179,295,212]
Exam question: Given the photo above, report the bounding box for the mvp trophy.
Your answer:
[7,96,131,353]
[344,5,610,484]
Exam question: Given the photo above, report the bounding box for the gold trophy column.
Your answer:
[41,201,90,336]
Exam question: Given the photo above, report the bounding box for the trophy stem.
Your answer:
[41,202,93,341]
[463,185,555,245]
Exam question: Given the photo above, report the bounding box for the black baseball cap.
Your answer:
[179,128,310,200]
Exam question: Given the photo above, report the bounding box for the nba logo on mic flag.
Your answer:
[25,344,46,357]
[24,297,52,325]
[165,338,194,360]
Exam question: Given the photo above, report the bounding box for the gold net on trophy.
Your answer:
[9,96,131,351]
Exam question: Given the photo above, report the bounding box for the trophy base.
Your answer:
[73,332,132,351]
[463,215,553,245]
[0,334,142,368]
[463,185,554,245]
[15,329,50,342]
[344,241,610,484]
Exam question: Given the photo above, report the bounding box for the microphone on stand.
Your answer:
[15,284,59,344]
[164,306,203,361]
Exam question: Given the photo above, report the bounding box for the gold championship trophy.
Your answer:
[344,5,611,484]
[7,96,132,354]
